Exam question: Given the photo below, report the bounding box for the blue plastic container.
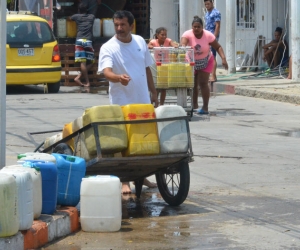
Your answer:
[52,153,86,206]
[23,161,58,215]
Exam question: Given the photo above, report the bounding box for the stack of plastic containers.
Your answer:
[155,105,188,154]
[52,153,86,206]
[19,154,58,215]
[3,165,42,219]
[122,104,160,156]
[80,175,122,232]
[0,168,33,230]
[0,173,19,237]
[82,105,128,156]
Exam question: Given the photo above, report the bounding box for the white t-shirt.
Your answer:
[98,34,154,106]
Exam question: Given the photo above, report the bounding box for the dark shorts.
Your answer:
[211,47,217,58]
[210,37,219,58]
[75,39,95,63]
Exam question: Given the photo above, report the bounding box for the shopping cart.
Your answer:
[150,47,195,119]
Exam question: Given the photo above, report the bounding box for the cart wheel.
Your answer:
[53,143,73,155]
[155,161,190,206]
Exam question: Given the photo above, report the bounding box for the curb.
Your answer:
[0,207,79,250]
[213,81,300,105]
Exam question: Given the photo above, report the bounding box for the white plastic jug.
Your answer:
[57,19,67,37]
[0,173,19,237]
[102,19,115,37]
[18,152,56,163]
[155,105,188,153]
[0,168,33,230]
[93,18,101,37]
[4,165,42,219]
[80,176,122,232]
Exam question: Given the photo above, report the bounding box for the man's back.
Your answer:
[71,14,95,40]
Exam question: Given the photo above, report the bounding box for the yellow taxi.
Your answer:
[6,12,61,93]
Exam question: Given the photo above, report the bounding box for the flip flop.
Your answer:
[197,109,209,115]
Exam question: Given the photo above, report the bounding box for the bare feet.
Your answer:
[209,76,217,82]
[74,74,83,86]
[81,83,91,87]
[143,178,157,188]
[122,182,132,194]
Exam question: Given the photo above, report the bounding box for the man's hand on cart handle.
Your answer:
[119,74,131,86]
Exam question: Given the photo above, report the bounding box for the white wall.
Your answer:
[150,0,203,43]
[150,0,179,42]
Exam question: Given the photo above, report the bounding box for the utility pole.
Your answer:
[226,0,236,74]
[0,0,6,168]
[291,0,300,82]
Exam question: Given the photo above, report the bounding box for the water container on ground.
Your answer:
[67,20,77,38]
[93,18,101,37]
[80,176,122,232]
[18,152,56,163]
[0,173,19,237]
[82,105,128,155]
[0,168,33,230]
[52,153,86,206]
[122,104,160,156]
[155,105,188,154]
[72,116,91,161]
[57,19,67,37]
[23,161,58,215]
[102,18,114,37]
[3,165,42,219]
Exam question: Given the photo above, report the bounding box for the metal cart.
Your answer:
[150,47,195,119]
[29,116,194,206]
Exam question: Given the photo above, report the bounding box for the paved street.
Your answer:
[4,84,300,249]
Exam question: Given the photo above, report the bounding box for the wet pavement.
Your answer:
[4,84,300,249]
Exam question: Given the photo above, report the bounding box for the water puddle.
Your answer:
[122,192,211,219]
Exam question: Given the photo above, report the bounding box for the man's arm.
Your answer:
[103,68,131,86]
[146,67,158,107]
[214,21,220,38]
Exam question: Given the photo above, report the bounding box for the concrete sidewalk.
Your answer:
[212,68,300,105]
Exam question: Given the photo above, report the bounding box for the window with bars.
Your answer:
[237,0,256,28]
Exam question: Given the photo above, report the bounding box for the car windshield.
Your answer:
[7,21,55,44]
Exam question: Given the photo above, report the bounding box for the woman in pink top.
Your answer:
[148,27,178,105]
[181,16,228,114]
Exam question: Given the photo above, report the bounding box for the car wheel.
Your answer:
[47,82,61,93]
